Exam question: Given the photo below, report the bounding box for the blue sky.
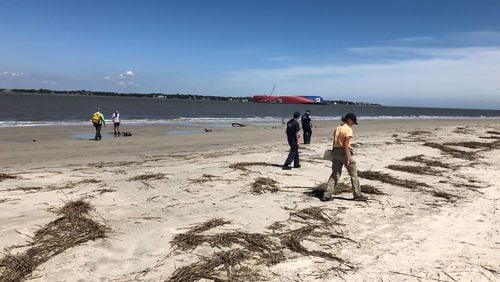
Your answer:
[1,0,500,109]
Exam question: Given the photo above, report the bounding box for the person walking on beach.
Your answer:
[301,110,312,144]
[91,108,105,141]
[112,110,121,136]
[283,111,301,170]
[321,113,367,201]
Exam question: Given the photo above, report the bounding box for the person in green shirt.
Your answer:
[91,108,106,140]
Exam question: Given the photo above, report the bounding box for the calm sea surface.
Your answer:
[1,93,500,127]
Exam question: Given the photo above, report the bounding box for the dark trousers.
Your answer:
[303,126,312,144]
[284,137,300,167]
[94,123,102,140]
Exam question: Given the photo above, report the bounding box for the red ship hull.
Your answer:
[252,95,323,104]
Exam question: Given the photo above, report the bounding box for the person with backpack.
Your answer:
[112,110,121,136]
[91,108,105,141]
[282,111,301,170]
[321,113,367,201]
[301,110,312,144]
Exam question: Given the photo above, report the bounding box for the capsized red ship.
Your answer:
[252,95,324,104]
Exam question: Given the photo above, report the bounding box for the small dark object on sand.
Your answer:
[0,173,17,182]
[232,123,246,127]
[122,132,132,136]
[204,128,213,132]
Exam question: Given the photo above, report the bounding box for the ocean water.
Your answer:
[1,93,500,127]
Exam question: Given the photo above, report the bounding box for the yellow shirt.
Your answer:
[333,123,353,148]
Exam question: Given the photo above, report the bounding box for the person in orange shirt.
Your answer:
[322,113,367,201]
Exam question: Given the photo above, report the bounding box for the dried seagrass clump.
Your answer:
[251,177,279,194]
[387,164,443,176]
[0,200,109,281]
[401,154,451,168]
[0,173,17,182]
[229,162,273,172]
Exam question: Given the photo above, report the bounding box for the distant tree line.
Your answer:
[1,88,381,106]
[0,88,252,102]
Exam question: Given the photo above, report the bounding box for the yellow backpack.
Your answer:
[92,112,101,125]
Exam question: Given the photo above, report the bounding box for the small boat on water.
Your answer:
[252,95,324,104]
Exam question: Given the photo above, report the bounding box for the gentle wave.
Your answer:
[1,115,500,128]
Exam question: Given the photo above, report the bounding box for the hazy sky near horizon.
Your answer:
[1,0,500,109]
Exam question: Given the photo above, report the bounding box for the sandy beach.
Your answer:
[1,119,499,281]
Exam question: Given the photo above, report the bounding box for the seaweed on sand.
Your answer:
[0,200,109,281]
[408,130,432,136]
[431,190,459,202]
[423,142,476,160]
[401,154,451,168]
[289,206,333,223]
[332,183,386,195]
[444,140,500,150]
[166,206,356,282]
[387,164,443,176]
[279,225,347,263]
[229,162,273,172]
[167,249,258,282]
[251,177,279,194]
[486,130,500,135]
[0,173,17,182]
[129,173,167,182]
[190,174,217,184]
[171,218,231,251]
[358,170,430,190]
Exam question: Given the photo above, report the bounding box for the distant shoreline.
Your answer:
[0,88,381,106]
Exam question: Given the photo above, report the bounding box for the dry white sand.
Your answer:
[1,119,499,281]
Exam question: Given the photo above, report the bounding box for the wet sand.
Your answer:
[1,119,499,281]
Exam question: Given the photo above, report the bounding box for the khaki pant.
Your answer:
[324,147,362,198]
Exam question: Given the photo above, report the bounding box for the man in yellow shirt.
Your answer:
[322,113,367,201]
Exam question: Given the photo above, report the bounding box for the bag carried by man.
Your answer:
[92,112,101,125]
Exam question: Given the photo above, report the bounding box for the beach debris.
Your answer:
[167,249,259,282]
[486,130,500,135]
[204,128,213,132]
[387,164,443,176]
[94,188,116,194]
[444,140,500,150]
[289,206,333,223]
[0,173,17,182]
[190,174,217,184]
[171,218,231,251]
[332,183,386,195]
[166,206,355,281]
[408,130,432,136]
[229,162,273,172]
[231,123,246,127]
[251,177,279,194]
[358,170,430,190]
[0,200,109,281]
[453,126,473,134]
[128,173,167,182]
[279,225,348,263]
[122,131,132,136]
[423,142,476,160]
[401,154,451,168]
[431,190,460,201]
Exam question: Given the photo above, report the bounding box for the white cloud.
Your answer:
[104,70,139,87]
[0,71,57,87]
[220,46,500,108]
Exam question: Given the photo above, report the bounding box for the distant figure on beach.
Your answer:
[321,113,367,201]
[283,112,301,170]
[301,110,312,144]
[91,108,105,141]
[112,110,121,136]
